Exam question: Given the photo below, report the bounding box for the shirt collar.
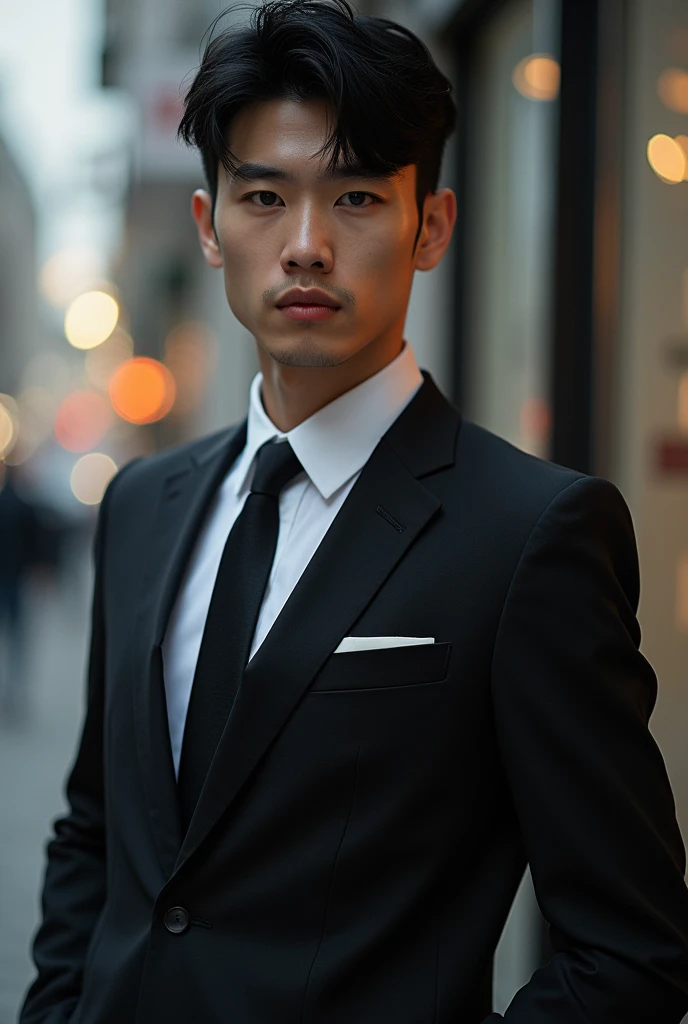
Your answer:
[233,340,424,501]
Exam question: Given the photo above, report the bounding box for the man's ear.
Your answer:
[191,189,223,268]
[413,188,457,272]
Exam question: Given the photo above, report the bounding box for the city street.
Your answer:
[0,540,92,1022]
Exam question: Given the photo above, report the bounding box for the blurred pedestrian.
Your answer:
[0,462,43,720]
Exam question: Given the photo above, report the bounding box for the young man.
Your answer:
[20,1,688,1021]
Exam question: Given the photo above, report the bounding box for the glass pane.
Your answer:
[463,0,560,459]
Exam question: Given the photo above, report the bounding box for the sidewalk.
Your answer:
[0,542,92,1023]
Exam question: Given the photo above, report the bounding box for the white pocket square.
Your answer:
[334,636,435,654]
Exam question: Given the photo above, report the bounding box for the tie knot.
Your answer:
[250,440,303,498]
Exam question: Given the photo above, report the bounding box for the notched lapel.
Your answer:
[133,422,246,878]
[142,423,248,649]
[174,412,454,871]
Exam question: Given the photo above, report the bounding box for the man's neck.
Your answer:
[256,336,405,432]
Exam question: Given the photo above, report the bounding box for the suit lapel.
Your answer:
[133,422,247,878]
[174,374,461,872]
[148,423,248,648]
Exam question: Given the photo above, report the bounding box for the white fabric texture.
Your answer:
[334,636,436,653]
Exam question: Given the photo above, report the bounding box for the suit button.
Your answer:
[164,907,190,934]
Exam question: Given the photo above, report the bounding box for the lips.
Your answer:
[276,288,341,309]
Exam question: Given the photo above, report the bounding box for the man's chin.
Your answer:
[259,338,351,369]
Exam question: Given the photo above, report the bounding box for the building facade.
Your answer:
[0,133,38,398]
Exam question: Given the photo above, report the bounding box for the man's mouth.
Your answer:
[274,287,342,321]
[277,303,341,321]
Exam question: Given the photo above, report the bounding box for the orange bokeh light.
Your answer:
[513,54,560,101]
[109,357,176,424]
[54,390,113,453]
[676,135,688,181]
[647,133,686,184]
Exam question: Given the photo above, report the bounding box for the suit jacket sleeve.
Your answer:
[19,463,135,1024]
[484,475,688,1023]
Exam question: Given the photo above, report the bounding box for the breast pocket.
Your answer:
[309,641,451,693]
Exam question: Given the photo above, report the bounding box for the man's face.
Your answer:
[195,98,426,368]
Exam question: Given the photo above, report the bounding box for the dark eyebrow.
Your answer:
[230,163,291,184]
[229,161,397,185]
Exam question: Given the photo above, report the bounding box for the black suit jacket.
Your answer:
[20,373,688,1023]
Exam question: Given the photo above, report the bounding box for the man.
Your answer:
[20,1,688,1021]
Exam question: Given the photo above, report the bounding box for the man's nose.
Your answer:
[280,205,334,271]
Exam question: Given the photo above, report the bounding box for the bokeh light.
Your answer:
[54,390,113,452]
[0,392,47,466]
[647,134,686,183]
[70,453,118,505]
[109,357,176,424]
[675,135,688,181]
[657,67,688,114]
[0,397,18,459]
[512,55,560,101]
[164,321,217,417]
[64,290,120,350]
[39,247,106,309]
[85,327,135,391]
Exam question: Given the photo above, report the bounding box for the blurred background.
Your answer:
[0,0,686,1019]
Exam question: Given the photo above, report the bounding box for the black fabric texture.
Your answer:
[177,439,302,833]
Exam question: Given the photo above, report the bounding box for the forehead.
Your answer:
[227,97,341,166]
[224,97,415,190]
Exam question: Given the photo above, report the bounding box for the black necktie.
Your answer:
[177,438,303,833]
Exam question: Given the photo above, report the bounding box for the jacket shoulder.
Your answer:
[455,417,593,521]
[108,423,243,499]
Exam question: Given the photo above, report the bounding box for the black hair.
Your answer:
[178,0,457,251]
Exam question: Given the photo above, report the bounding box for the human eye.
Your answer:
[337,191,380,208]
[242,191,284,208]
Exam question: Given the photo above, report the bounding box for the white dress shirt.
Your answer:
[161,341,424,776]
